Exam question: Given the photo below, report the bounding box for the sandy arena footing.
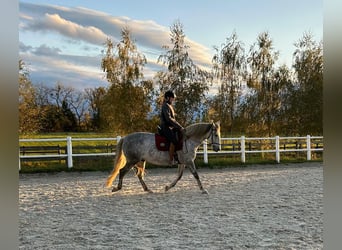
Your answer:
[19,162,323,249]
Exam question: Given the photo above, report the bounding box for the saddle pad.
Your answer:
[155,134,169,151]
[155,134,183,151]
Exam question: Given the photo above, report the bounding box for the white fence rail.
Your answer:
[19,135,323,170]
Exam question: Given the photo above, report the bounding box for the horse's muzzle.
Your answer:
[212,144,220,152]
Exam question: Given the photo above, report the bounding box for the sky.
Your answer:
[19,0,323,91]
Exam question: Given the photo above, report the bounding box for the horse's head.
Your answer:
[184,122,221,151]
[210,121,221,152]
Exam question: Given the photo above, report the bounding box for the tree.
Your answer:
[270,64,293,135]
[211,31,246,134]
[61,100,77,132]
[101,27,153,133]
[34,83,51,107]
[49,82,74,109]
[245,31,280,136]
[39,104,62,132]
[84,87,106,131]
[101,28,146,87]
[67,89,90,131]
[19,60,41,134]
[34,82,79,132]
[291,32,323,135]
[156,20,211,125]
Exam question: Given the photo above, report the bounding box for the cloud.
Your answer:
[19,41,106,89]
[33,44,61,56]
[20,2,120,43]
[19,2,214,90]
[24,13,108,45]
[21,50,107,90]
[20,2,212,65]
[185,38,213,70]
[20,3,165,48]
[19,41,32,53]
[20,42,101,67]
[127,19,213,70]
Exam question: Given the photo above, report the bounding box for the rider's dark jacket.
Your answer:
[160,100,183,144]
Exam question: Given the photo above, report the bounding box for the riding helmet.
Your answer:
[164,90,176,99]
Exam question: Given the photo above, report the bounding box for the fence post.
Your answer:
[203,139,208,164]
[116,135,122,143]
[275,136,280,163]
[241,136,246,163]
[306,135,311,161]
[67,136,73,168]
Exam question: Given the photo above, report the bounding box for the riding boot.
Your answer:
[169,143,177,165]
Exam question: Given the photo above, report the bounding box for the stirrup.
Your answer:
[170,158,179,166]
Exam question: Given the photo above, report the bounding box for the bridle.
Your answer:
[207,124,220,147]
[182,123,220,154]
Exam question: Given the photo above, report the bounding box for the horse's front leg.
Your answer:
[188,161,208,194]
[165,164,185,192]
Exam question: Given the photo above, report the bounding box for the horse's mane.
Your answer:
[185,123,212,140]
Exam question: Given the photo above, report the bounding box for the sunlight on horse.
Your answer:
[105,121,221,194]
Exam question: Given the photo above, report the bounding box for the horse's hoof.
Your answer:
[202,189,209,195]
[146,189,153,193]
[111,187,120,192]
[165,186,169,192]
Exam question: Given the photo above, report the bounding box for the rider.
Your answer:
[160,90,184,165]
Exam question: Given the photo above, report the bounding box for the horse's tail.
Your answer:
[105,137,126,188]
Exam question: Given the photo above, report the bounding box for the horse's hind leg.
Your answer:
[112,163,133,192]
[135,161,152,193]
[165,164,185,192]
[188,162,208,194]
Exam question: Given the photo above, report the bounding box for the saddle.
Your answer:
[155,132,183,151]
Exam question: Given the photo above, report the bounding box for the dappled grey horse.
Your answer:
[105,122,221,194]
